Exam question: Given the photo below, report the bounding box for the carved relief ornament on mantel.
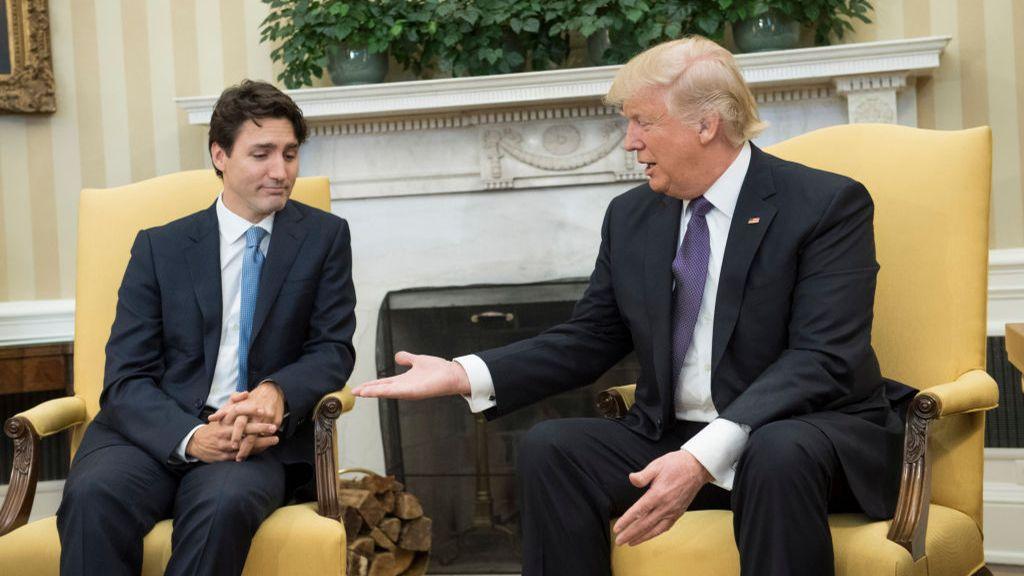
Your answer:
[176,36,949,200]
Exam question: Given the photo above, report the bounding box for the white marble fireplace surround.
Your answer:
[177,36,950,474]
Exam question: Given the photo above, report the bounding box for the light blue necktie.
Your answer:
[238,226,268,392]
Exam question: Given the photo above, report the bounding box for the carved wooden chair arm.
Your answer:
[886,369,999,560]
[596,384,637,419]
[312,389,356,521]
[0,396,87,537]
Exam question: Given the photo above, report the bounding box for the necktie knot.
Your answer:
[245,226,268,249]
[690,196,713,218]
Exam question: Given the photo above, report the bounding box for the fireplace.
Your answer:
[375,280,640,573]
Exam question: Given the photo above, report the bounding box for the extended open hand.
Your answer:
[351,351,471,400]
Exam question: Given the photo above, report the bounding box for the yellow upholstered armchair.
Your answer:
[598,124,998,576]
[0,171,355,575]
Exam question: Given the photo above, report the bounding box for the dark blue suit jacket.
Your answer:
[479,145,914,519]
[79,199,356,475]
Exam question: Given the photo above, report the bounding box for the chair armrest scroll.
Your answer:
[0,396,86,537]
[596,384,636,419]
[313,390,355,521]
[886,370,998,560]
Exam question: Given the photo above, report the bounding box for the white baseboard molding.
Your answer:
[984,449,1024,565]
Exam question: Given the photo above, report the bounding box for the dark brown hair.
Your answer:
[208,80,308,178]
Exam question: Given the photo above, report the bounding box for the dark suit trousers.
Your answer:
[56,424,287,576]
[518,417,860,576]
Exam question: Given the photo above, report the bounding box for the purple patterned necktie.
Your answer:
[671,195,713,381]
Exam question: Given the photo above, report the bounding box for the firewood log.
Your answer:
[378,517,401,542]
[398,517,432,551]
[393,492,423,520]
[370,526,398,551]
[368,552,396,576]
[347,552,369,576]
[392,549,415,574]
[339,488,386,527]
[341,505,364,537]
[400,552,429,576]
[347,536,375,557]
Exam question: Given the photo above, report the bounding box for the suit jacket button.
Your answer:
[194,399,203,409]
[656,417,663,427]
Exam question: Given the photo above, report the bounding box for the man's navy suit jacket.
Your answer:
[479,145,915,520]
[79,199,357,477]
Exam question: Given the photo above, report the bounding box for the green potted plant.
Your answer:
[260,0,420,88]
[720,0,873,53]
[408,0,570,77]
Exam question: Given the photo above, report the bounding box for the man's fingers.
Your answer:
[629,460,658,489]
[614,491,663,545]
[249,435,280,455]
[236,434,257,461]
[230,391,249,403]
[350,378,394,396]
[629,517,676,547]
[244,421,278,436]
[394,351,416,367]
[231,415,249,446]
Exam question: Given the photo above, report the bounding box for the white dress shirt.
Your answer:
[174,194,274,461]
[458,142,753,489]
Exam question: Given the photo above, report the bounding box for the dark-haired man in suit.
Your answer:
[353,36,911,576]
[57,80,356,576]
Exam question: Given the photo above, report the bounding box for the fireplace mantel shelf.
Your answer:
[176,36,949,125]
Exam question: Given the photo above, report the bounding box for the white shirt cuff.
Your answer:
[681,418,750,490]
[454,354,496,413]
[174,425,203,463]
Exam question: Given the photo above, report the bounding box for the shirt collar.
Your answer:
[685,141,751,219]
[216,193,275,244]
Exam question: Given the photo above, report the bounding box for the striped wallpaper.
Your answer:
[0,0,1021,302]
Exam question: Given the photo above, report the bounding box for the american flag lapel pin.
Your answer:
[747,217,760,224]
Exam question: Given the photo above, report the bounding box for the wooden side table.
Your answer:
[1007,323,1024,390]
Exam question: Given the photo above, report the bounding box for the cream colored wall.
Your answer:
[847,0,1024,252]
[0,0,1022,302]
[0,0,281,301]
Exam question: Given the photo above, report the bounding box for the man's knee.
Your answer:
[180,463,284,533]
[736,420,834,489]
[518,419,594,472]
[59,470,118,519]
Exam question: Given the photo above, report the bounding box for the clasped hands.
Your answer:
[353,351,714,547]
[185,381,285,463]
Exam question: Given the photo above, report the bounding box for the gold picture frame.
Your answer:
[0,0,55,114]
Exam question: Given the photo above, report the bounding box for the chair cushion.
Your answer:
[610,505,984,576]
[0,502,346,575]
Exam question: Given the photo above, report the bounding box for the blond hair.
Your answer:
[606,36,767,146]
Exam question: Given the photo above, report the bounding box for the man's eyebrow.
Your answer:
[249,142,299,150]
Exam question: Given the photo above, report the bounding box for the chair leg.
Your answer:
[972,566,993,576]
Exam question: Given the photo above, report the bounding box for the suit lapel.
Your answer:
[644,195,683,403]
[184,203,222,385]
[712,145,778,373]
[250,201,308,343]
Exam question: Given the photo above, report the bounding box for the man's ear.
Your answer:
[210,142,229,174]
[697,114,721,144]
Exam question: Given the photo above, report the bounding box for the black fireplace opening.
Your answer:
[375,280,640,574]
